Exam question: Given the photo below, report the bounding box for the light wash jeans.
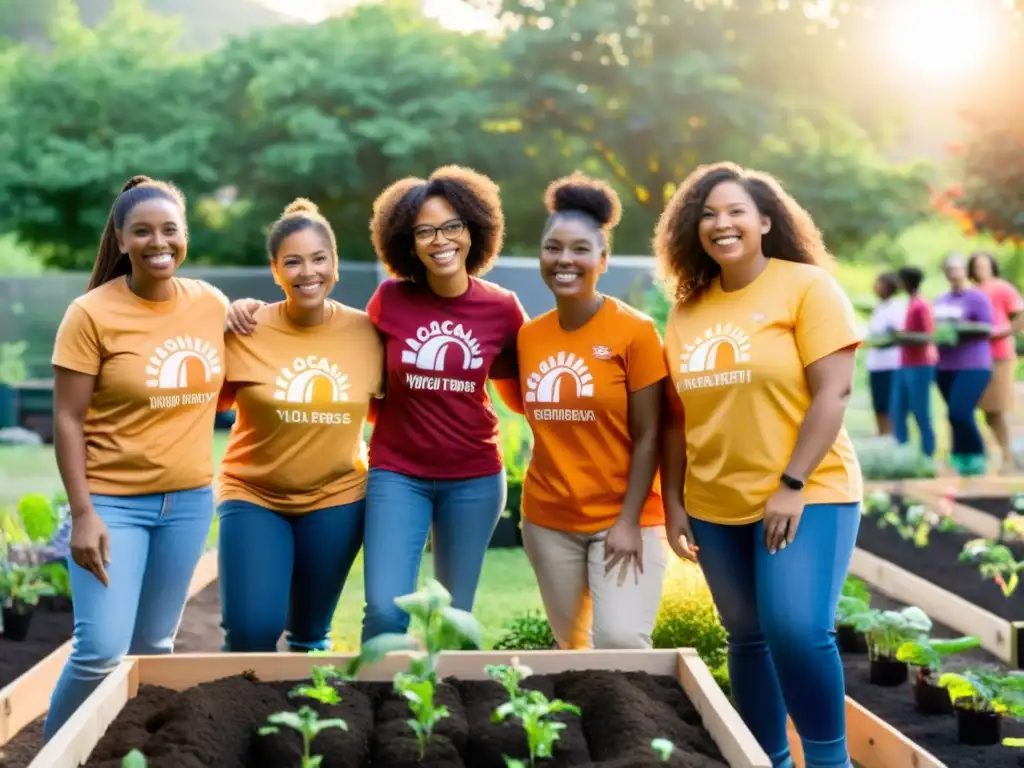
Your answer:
[43,486,214,742]
[689,503,860,768]
[218,498,364,652]
[360,467,505,643]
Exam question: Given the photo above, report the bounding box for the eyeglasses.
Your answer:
[413,220,465,244]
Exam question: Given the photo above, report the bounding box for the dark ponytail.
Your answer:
[88,175,187,291]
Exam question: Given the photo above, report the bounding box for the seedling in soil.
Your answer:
[122,750,147,767]
[290,662,349,705]
[487,659,581,766]
[355,579,483,760]
[259,706,348,768]
[959,538,1024,596]
[835,576,871,652]
[845,605,932,686]
[939,668,1024,744]
[863,491,955,547]
[651,738,675,761]
[896,634,982,713]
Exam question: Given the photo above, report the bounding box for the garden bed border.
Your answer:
[849,547,1024,667]
[0,547,219,748]
[29,648,772,768]
[864,479,1003,539]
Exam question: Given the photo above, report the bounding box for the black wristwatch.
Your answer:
[780,473,805,491]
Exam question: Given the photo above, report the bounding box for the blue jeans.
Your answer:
[936,368,992,475]
[891,365,936,457]
[361,467,505,643]
[218,499,364,652]
[690,503,860,768]
[43,486,214,742]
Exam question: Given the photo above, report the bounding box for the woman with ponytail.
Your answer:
[215,199,382,652]
[45,176,228,740]
[517,173,669,649]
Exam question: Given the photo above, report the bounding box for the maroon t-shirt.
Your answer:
[366,277,527,479]
[901,295,939,367]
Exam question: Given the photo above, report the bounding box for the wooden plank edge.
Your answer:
[676,649,771,768]
[849,548,1016,664]
[0,546,219,747]
[893,487,1003,540]
[26,660,137,768]
[863,479,946,497]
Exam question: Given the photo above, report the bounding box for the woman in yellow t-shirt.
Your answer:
[45,176,228,741]
[216,199,383,652]
[655,163,861,768]
[517,174,669,649]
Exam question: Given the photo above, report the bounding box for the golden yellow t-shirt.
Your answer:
[664,259,862,525]
[51,277,228,496]
[518,297,668,534]
[217,301,384,513]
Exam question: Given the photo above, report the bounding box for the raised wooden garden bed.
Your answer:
[0,548,219,752]
[30,649,771,768]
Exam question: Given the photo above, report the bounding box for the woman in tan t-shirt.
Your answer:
[45,175,228,742]
[216,199,383,652]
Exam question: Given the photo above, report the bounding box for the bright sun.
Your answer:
[886,0,995,77]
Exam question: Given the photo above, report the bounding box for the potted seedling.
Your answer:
[939,667,1024,745]
[847,605,932,687]
[959,538,1024,597]
[896,634,981,714]
[835,576,870,654]
[0,564,56,640]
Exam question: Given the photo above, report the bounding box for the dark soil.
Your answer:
[857,495,1024,619]
[79,671,729,768]
[956,496,1016,520]
[842,591,1024,767]
[0,602,73,688]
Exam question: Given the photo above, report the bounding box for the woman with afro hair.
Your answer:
[656,162,862,768]
[516,173,668,650]
[225,166,526,643]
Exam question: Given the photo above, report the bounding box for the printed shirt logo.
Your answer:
[677,323,753,392]
[592,344,612,360]
[525,351,596,422]
[402,320,482,394]
[146,335,221,410]
[273,354,353,426]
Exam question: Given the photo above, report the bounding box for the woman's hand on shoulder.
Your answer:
[225,298,265,335]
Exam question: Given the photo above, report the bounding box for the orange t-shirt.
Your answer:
[217,301,384,514]
[517,297,668,534]
[51,277,228,496]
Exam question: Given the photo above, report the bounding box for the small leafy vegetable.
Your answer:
[959,538,1024,597]
[896,635,981,676]
[651,737,675,761]
[939,668,1024,716]
[259,706,348,768]
[844,606,932,659]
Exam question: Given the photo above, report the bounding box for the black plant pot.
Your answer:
[2,604,35,642]
[913,671,953,715]
[955,705,1001,745]
[869,657,908,687]
[836,624,868,654]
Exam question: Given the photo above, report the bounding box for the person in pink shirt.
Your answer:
[969,251,1024,472]
[891,266,938,460]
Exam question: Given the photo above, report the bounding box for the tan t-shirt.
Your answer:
[51,277,228,496]
[217,301,384,514]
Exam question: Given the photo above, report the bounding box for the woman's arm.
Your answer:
[490,377,525,416]
[781,348,856,482]
[659,380,686,510]
[617,382,662,524]
[216,383,237,413]
[53,367,97,518]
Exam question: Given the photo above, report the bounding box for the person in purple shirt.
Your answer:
[933,253,994,476]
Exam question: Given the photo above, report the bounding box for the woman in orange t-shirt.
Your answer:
[216,199,383,652]
[517,174,669,649]
[45,176,227,741]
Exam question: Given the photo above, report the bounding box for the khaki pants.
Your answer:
[522,520,668,650]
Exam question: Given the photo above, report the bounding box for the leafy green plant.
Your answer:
[37,562,71,598]
[259,706,348,768]
[487,660,580,766]
[896,635,981,677]
[356,579,483,760]
[959,538,1024,596]
[835,576,870,627]
[0,341,27,386]
[845,606,932,660]
[939,668,1024,715]
[16,493,59,543]
[862,491,956,547]
[855,441,936,480]
[0,564,56,610]
[652,562,727,676]
[289,663,347,705]
[651,738,675,761]
[493,612,556,651]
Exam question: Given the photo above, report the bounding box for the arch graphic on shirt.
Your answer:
[525,352,594,403]
[274,369,351,404]
[402,333,483,372]
[680,324,751,374]
[145,336,222,389]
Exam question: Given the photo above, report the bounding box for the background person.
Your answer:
[890,265,938,462]
[863,271,906,436]
[216,199,382,652]
[44,176,227,741]
[656,162,861,768]
[968,250,1024,473]
[517,173,668,650]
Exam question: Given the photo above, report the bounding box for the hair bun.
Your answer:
[284,197,319,216]
[122,175,152,192]
[544,172,622,229]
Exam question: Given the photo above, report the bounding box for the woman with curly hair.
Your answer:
[655,162,861,768]
[517,173,668,649]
